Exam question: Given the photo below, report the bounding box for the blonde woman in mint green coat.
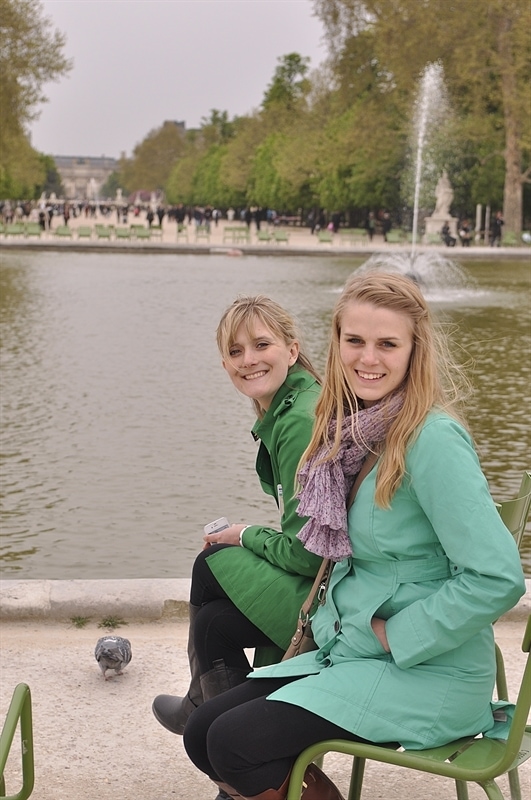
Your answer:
[183,271,526,800]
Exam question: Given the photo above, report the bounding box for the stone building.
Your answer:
[53,155,118,201]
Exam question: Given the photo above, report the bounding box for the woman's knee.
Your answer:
[190,545,231,606]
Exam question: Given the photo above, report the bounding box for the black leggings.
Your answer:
[183,677,376,796]
[190,545,276,673]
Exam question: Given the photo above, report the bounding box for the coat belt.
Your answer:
[353,555,452,582]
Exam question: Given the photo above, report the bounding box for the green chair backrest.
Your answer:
[497,470,531,550]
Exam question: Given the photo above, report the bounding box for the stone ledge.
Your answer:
[0,577,529,622]
[0,578,190,621]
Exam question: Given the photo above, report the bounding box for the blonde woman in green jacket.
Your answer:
[182,271,525,800]
[152,297,322,750]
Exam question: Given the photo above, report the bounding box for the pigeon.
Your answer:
[94,635,132,680]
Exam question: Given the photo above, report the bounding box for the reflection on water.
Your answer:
[1,252,529,578]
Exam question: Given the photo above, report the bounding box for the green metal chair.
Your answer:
[490,470,531,799]
[194,225,210,242]
[274,230,290,244]
[496,471,531,551]
[176,223,189,242]
[54,225,73,238]
[0,683,34,800]
[76,226,93,239]
[286,617,531,800]
[134,227,151,240]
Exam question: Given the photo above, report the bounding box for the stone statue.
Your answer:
[434,170,453,217]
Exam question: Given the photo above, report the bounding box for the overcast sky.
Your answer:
[29,0,327,159]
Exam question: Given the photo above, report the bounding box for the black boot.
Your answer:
[200,659,249,701]
[152,603,202,734]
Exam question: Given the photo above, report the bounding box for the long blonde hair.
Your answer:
[301,270,470,507]
[216,295,320,418]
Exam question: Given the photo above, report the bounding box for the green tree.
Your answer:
[262,52,311,111]
[35,153,64,197]
[165,153,199,205]
[199,109,236,146]
[119,121,186,193]
[101,170,125,200]
[0,0,71,193]
[313,0,531,231]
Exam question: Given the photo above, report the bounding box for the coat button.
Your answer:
[334,621,340,633]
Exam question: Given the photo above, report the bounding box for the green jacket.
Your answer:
[206,367,322,663]
[252,413,526,749]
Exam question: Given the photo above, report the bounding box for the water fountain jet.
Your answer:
[408,62,455,254]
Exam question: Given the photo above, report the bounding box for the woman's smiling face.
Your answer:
[222,318,299,411]
[339,301,414,406]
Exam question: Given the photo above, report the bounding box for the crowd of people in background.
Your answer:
[0,198,512,246]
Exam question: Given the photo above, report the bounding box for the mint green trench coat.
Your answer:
[206,367,322,665]
[250,413,526,749]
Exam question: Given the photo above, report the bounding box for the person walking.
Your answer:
[490,211,504,246]
[182,270,525,800]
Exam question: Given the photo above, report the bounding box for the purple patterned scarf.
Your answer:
[296,390,405,561]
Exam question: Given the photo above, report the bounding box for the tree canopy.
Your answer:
[0,0,71,196]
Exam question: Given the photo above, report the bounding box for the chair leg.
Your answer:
[455,779,470,800]
[508,766,521,800]
[348,757,366,800]
[478,778,505,800]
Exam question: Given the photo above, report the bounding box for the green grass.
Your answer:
[98,615,127,630]
[69,615,91,629]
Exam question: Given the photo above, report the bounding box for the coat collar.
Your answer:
[251,367,318,441]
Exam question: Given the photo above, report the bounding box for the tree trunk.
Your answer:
[498,14,522,233]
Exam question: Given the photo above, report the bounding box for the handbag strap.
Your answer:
[347,450,379,510]
[299,557,331,619]
[298,452,379,621]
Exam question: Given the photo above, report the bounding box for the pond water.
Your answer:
[1,251,529,578]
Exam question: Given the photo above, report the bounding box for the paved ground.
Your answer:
[0,582,529,800]
[1,212,529,259]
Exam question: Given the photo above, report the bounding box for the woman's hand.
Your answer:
[371,616,390,652]
[202,524,248,550]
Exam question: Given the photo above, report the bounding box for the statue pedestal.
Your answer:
[424,215,458,241]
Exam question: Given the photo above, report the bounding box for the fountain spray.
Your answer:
[410,62,449,256]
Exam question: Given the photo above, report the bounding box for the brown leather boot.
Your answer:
[298,764,345,800]
[241,763,345,800]
[213,782,244,799]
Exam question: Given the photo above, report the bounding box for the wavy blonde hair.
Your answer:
[301,270,471,507]
[216,294,320,419]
